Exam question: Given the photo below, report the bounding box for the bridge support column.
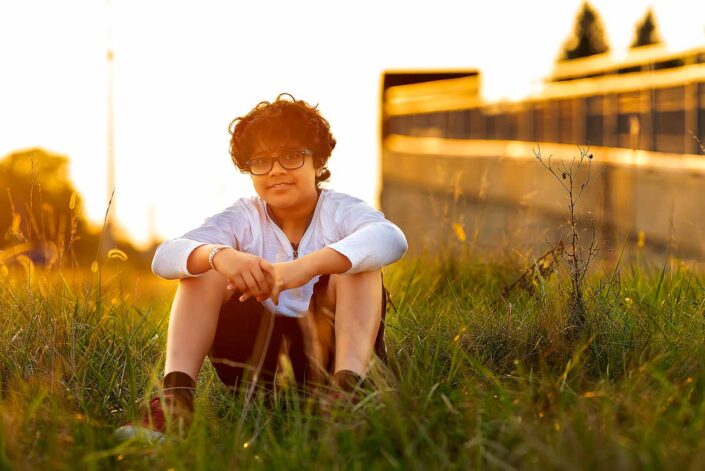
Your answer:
[685,82,699,154]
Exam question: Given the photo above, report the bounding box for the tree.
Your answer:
[631,9,662,48]
[1,148,101,267]
[0,148,154,270]
[561,2,610,60]
[0,148,85,256]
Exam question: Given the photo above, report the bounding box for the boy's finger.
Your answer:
[259,259,277,281]
[252,270,272,296]
[270,266,283,305]
[239,292,252,302]
[233,276,248,294]
[273,279,285,305]
[270,282,280,305]
[259,258,274,271]
[241,272,261,298]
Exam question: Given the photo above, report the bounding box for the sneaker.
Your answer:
[114,394,193,443]
[114,371,195,443]
[331,370,364,392]
[318,370,366,414]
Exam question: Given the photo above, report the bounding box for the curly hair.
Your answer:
[228,93,336,186]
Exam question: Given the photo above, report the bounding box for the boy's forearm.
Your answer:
[302,247,352,277]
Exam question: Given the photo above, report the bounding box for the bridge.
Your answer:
[379,47,705,259]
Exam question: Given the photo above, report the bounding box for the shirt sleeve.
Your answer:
[326,196,408,274]
[151,202,247,280]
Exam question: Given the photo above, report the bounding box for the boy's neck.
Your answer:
[266,190,321,241]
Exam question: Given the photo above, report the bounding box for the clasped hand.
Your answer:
[213,249,312,305]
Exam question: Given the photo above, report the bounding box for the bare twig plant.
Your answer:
[500,240,565,300]
[533,146,599,333]
[688,129,705,154]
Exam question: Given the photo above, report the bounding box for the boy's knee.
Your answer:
[331,269,382,288]
[178,269,232,304]
[180,268,224,287]
[313,269,383,315]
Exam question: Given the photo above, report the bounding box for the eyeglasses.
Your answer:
[245,149,313,176]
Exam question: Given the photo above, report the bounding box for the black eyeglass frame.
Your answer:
[245,149,314,176]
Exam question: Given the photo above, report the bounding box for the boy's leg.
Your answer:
[298,276,335,386]
[161,269,235,405]
[115,269,234,440]
[165,269,234,381]
[331,269,383,378]
[304,269,384,382]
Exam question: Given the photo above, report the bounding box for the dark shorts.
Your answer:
[208,273,388,390]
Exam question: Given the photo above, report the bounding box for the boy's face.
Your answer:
[248,140,321,213]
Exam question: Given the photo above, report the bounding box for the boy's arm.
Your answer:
[188,244,277,302]
[296,247,352,282]
[266,248,351,302]
[186,243,227,275]
[305,247,353,276]
[151,202,246,280]
[325,198,408,275]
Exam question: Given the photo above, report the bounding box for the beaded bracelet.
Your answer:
[208,245,230,270]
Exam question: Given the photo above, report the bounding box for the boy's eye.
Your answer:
[251,158,269,166]
[283,152,302,163]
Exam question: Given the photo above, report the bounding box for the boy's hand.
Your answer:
[212,249,276,303]
[269,259,314,305]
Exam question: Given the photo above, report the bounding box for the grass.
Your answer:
[1,248,705,470]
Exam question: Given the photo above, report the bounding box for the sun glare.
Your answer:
[0,0,703,247]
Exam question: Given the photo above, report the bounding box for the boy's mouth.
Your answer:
[268,182,293,190]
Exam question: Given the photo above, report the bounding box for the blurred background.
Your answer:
[2,0,705,269]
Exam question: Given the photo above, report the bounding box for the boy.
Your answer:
[116,93,407,440]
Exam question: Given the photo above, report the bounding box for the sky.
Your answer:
[1,0,704,247]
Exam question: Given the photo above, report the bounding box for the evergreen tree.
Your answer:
[631,9,662,48]
[561,2,610,60]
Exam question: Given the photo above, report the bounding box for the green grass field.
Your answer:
[2,249,705,470]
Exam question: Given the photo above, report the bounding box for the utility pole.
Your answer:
[105,0,116,250]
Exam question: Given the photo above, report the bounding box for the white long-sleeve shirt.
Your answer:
[151,189,408,317]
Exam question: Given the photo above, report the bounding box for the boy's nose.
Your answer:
[269,160,288,174]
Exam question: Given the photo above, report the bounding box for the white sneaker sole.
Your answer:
[113,424,169,444]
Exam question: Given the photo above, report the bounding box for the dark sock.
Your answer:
[162,371,196,410]
[331,370,363,392]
